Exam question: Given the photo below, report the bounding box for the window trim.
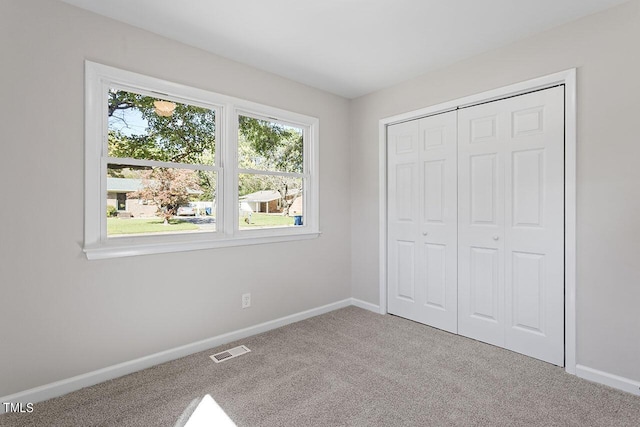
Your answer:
[84,61,320,260]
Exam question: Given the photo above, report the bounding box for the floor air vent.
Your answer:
[210,345,251,363]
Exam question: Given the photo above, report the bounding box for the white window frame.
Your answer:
[84,61,320,260]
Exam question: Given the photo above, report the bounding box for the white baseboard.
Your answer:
[0,298,352,413]
[350,298,380,313]
[576,364,640,396]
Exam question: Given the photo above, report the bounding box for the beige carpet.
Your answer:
[1,306,639,426]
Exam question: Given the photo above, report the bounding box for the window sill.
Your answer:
[84,232,321,260]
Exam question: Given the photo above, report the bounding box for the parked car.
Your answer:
[177,205,196,216]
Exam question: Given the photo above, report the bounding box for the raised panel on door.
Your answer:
[423,160,444,223]
[387,111,457,332]
[503,86,564,366]
[511,251,545,333]
[424,243,446,309]
[512,149,544,227]
[470,154,497,225]
[395,240,416,301]
[469,246,500,322]
[395,163,415,221]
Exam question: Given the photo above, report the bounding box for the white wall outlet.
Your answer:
[241,293,251,309]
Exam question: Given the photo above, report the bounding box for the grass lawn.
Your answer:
[107,218,199,235]
[107,213,296,235]
[240,212,295,228]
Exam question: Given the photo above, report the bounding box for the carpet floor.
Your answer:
[1,306,639,426]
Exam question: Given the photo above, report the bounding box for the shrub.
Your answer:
[107,205,118,217]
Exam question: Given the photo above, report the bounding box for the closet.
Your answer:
[387,86,564,365]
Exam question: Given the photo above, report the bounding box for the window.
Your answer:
[106,88,218,236]
[116,193,126,211]
[238,114,305,229]
[84,62,319,259]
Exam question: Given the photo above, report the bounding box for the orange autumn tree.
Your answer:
[130,168,201,225]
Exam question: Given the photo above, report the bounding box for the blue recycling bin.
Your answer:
[293,215,303,226]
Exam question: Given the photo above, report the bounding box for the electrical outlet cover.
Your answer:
[242,293,251,308]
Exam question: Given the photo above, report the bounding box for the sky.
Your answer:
[108,106,149,137]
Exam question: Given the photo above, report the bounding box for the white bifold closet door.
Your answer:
[387,86,565,366]
[387,111,458,333]
[457,86,564,365]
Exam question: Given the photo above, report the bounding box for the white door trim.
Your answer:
[378,69,577,374]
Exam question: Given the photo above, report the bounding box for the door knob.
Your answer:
[422,231,428,236]
[493,235,499,241]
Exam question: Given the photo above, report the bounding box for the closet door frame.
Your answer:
[378,69,577,375]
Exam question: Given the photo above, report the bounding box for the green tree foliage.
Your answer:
[108,89,216,200]
[238,116,303,173]
[108,132,164,173]
[108,90,215,165]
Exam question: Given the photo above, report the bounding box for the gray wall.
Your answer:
[2,0,639,399]
[0,0,351,397]
[350,0,640,381]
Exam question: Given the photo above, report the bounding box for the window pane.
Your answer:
[107,165,216,237]
[238,115,303,173]
[108,89,215,165]
[239,174,303,229]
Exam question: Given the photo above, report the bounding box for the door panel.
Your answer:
[424,243,447,309]
[388,120,420,319]
[461,242,504,345]
[419,112,458,333]
[396,240,416,301]
[470,115,498,142]
[423,160,445,223]
[458,103,505,347]
[504,87,564,365]
[395,163,416,221]
[470,246,500,321]
[470,154,498,224]
[512,149,544,227]
[388,111,458,333]
[458,86,564,365]
[511,251,545,333]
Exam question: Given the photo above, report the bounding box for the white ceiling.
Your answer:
[60,0,627,98]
